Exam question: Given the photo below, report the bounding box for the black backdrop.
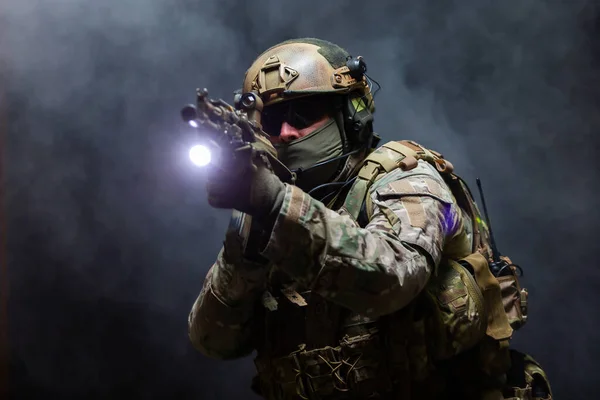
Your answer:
[3,0,600,398]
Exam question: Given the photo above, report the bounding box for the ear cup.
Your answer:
[343,56,374,146]
[343,94,374,146]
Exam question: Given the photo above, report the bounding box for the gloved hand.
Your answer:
[206,149,286,225]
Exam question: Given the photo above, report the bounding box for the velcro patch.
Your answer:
[401,197,427,230]
[376,175,454,204]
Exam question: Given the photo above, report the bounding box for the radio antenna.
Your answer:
[476,178,500,262]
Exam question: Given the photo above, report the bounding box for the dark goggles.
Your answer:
[261,96,333,136]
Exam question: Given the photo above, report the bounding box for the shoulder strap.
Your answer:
[341,140,454,221]
[341,144,404,220]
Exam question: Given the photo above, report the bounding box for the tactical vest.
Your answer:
[252,140,531,400]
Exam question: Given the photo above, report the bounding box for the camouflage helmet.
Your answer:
[241,38,375,112]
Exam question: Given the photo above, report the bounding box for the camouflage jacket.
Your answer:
[188,159,471,359]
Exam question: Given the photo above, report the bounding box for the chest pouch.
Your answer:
[495,256,528,330]
[423,258,487,361]
[425,252,515,363]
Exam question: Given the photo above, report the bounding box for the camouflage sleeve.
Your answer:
[188,247,267,360]
[262,160,464,317]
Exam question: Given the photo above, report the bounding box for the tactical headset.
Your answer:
[340,55,376,149]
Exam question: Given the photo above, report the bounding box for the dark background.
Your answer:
[2,0,600,398]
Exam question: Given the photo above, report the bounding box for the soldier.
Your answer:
[188,38,552,399]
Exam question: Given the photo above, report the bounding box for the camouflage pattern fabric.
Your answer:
[188,247,267,359]
[188,160,470,360]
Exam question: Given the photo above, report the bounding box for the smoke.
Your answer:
[3,0,599,398]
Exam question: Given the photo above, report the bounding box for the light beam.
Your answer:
[188,145,212,167]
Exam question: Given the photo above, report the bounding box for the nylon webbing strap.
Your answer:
[383,141,419,160]
[342,141,411,220]
[366,141,409,171]
[370,144,405,172]
[462,253,514,341]
[398,140,439,162]
[343,161,379,219]
[342,140,413,220]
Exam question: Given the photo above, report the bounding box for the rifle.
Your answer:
[180,88,294,183]
[181,88,293,260]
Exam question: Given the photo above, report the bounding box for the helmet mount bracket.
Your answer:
[253,55,299,98]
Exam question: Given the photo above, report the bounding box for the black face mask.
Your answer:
[274,119,344,192]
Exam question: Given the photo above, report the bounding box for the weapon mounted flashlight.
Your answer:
[181,103,212,166]
[181,104,199,128]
